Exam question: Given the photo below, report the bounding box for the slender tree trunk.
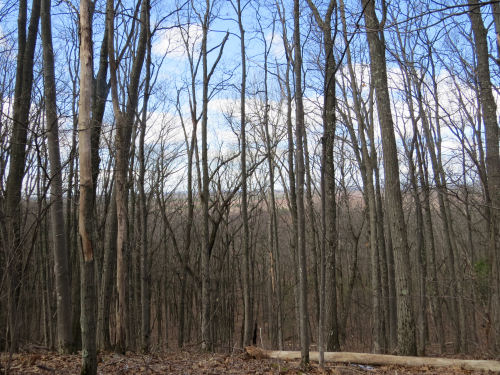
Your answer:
[40,0,73,353]
[200,8,211,351]
[468,0,500,351]
[114,102,128,353]
[235,0,252,347]
[321,11,340,357]
[491,2,500,67]
[374,158,393,350]
[89,20,110,334]
[293,0,309,364]
[418,72,464,351]
[66,54,81,350]
[4,0,40,352]
[305,1,340,355]
[462,144,479,346]
[406,139,427,355]
[410,81,445,353]
[139,14,152,352]
[362,0,416,355]
[303,130,319,328]
[178,269,187,347]
[401,69,428,355]
[78,0,97,372]
[90,27,109,200]
[107,0,149,352]
[178,120,196,348]
[262,37,283,349]
[98,188,116,350]
[339,0,384,351]
[198,3,228,349]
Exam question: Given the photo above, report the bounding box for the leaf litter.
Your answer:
[0,350,487,374]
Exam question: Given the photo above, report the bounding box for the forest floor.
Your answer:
[0,348,488,374]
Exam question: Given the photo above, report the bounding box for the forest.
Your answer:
[1,0,500,373]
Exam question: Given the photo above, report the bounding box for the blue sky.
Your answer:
[0,0,497,194]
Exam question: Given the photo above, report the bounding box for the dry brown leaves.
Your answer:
[0,350,487,374]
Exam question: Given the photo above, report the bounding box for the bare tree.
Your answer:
[293,0,310,365]
[107,0,149,352]
[276,0,298,353]
[254,7,284,349]
[139,12,152,352]
[338,0,387,352]
[78,0,97,372]
[231,0,252,347]
[361,0,416,355]
[467,0,500,350]
[197,0,229,350]
[3,0,40,352]
[40,0,72,353]
[305,0,340,358]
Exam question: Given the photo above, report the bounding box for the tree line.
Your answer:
[0,0,499,373]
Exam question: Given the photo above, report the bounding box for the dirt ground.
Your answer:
[0,349,490,374]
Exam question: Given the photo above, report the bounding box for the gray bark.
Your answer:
[468,0,500,350]
[259,19,283,350]
[140,16,152,352]
[198,1,229,349]
[277,0,298,352]
[235,0,252,347]
[306,0,340,356]
[98,188,116,350]
[107,0,149,352]
[78,0,97,372]
[200,4,211,351]
[293,0,310,364]
[361,0,416,355]
[4,0,40,352]
[40,0,72,353]
[419,59,465,351]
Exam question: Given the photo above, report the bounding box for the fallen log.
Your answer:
[245,346,500,372]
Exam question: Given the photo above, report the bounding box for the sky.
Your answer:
[0,0,498,194]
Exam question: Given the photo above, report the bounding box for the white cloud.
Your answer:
[266,32,286,59]
[152,24,203,58]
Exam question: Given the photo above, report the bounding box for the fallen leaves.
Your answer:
[0,349,485,374]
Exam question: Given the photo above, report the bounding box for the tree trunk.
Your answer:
[279,5,298,351]
[418,68,465,351]
[198,2,229,350]
[362,0,416,355]
[304,130,319,336]
[260,24,283,349]
[468,0,500,351]
[400,67,428,355]
[236,0,252,348]
[91,25,109,200]
[338,0,384,351]
[139,17,152,352]
[293,0,310,364]
[98,188,116,350]
[200,8,211,351]
[491,2,500,67]
[107,0,149,352]
[304,2,340,356]
[413,81,445,353]
[4,0,40,352]
[40,0,73,353]
[78,0,97,372]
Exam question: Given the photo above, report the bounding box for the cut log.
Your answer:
[245,346,500,372]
